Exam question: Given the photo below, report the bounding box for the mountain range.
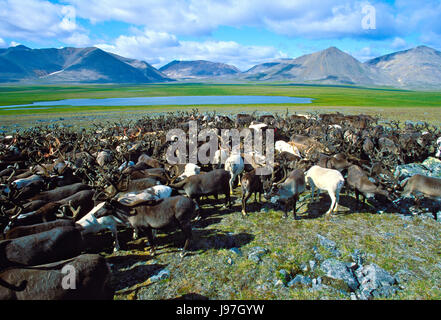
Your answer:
[1,44,441,89]
[159,60,240,79]
[0,45,171,83]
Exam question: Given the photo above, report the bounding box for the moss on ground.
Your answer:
[97,188,441,300]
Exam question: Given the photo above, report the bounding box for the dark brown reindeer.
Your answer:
[3,219,76,240]
[0,226,83,269]
[94,196,196,257]
[0,254,114,300]
[29,183,91,202]
[264,168,306,220]
[240,169,264,217]
[169,169,232,212]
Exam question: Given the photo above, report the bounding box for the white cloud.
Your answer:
[391,37,407,50]
[349,46,386,62]
[9,41,21,47]
[0,38,6,48]
[66,0,402,40]
[95,29,287,71]
[0,0,85,43]
[63,32,91,47]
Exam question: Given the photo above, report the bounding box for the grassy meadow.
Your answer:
[1,83,440,131]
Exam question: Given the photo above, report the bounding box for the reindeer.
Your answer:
[346,165,393,210]
[304,166,345,218]
[264,169,306,220]
[94,196,196,257]
[240,169,264,216]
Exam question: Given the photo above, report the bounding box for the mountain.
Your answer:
[159,60,240,79]
[1,44,441,88]
[365,45,441,89]
[0,45,171,83]
[243,47,395,86]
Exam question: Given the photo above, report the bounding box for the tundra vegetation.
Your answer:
[1,95,441,300]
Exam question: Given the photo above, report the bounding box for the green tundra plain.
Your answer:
[1,83,441,130]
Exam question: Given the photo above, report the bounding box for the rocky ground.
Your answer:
[82,184,441,300]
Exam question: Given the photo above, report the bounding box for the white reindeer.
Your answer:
[174,163,201,182]
[77,185,174,251]
[224,152,244,194]
[275,140,302,158]
[304,166,345,217]
[212,148,229,168]
[117,185,173,205]
[76,202,128,252]
[249,122,268,132]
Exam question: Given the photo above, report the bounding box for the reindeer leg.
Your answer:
[326,191,336,217]
[355,189,360,210]
[229,175,235,195]
[282,201,288,219]
[178,222,192,258]
[145,227,156,256]
[414,196,422,211]
[292,196,299,220]
[334,190,340,213]
[242,191,251,217]
[132,227,139,240]
[310,184,315,203]
[316,189,321,202]
[111,226,120,252]
[224,191,232,209]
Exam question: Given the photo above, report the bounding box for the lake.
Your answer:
[0,95,313,110]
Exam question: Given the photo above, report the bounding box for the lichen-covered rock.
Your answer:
[395,157,441,182]
[309,260,317,271]
[320,258,359,291]
[422,157,441,177]
[351,249,365,267]
[395,163,428,181]
[248,247,268,263]
[287,275,312,288]
[229,247,242,256]
[277,269,291,285]
[355,264,399,299]
[317,234,341,257]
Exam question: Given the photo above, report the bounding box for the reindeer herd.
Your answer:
[1,109,441,300]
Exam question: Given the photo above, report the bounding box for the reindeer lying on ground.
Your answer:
[0,226,83,269]
[0,254,113,300]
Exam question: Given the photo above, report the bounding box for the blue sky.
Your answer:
[0,0,440,70]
